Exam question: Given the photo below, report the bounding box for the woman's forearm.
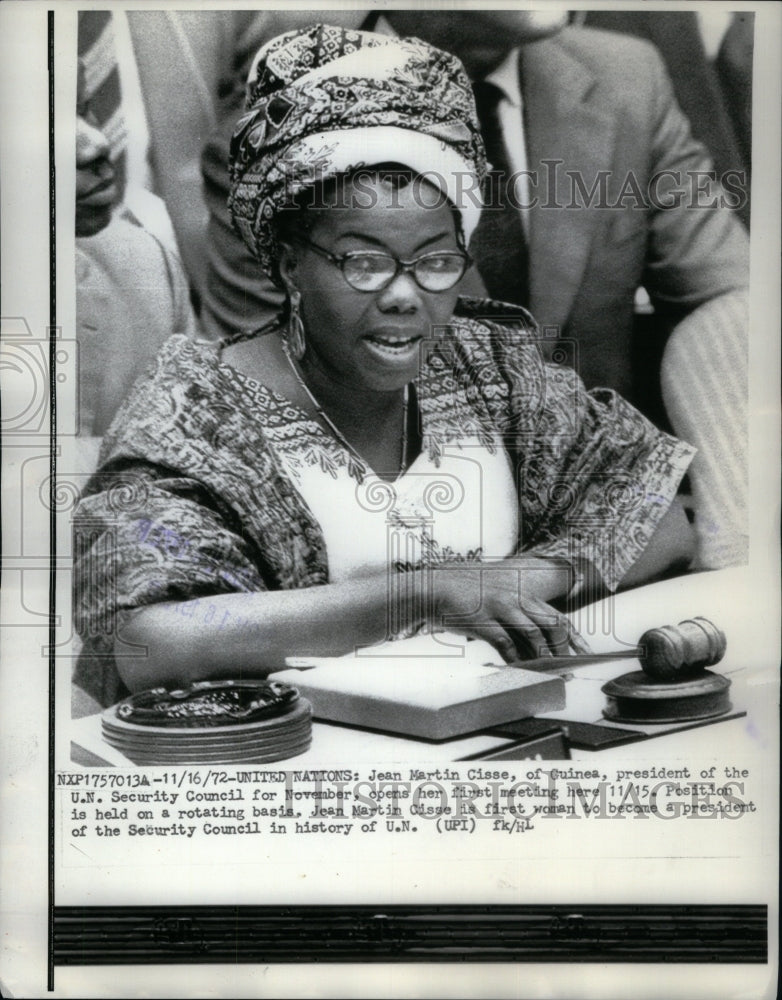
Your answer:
[619,498,695,589]
[115,557,582,693]
[115,572,429,693]
[500,555,579,603]
[508,501,696,602]
[115,507,694,695]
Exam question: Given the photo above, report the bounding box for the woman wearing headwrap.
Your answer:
[73,25,695,707]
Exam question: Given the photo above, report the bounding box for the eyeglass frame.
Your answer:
[297,237,473,293]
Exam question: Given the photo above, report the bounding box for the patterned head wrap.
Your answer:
[228,23,487,282]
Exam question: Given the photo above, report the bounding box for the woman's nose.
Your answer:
[375,269,421,313]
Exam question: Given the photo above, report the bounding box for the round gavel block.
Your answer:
[639,617,727,680]
[602,670,732,724]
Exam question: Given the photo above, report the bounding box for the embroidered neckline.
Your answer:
[196,330,499,484]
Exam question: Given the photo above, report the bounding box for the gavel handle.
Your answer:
[506,650,641,673]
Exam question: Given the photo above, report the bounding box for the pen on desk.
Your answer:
[503,651,638,674]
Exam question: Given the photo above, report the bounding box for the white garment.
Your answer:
[76,209,198,436]
[697,11,734,60]
[279,438,519,583]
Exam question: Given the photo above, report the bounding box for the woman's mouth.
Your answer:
[363,333,422,361]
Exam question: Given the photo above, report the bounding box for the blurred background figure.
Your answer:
[77,10,179,259]
[75,56,197,437]
[75,9,362,434]
[76,61,117,239]
[582,9,753,228]
[660,293,748,570]
[78,9,368,310]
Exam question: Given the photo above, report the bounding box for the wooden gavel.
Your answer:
[515,617,727,680]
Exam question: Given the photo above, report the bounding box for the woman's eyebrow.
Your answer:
[414,231,455,252]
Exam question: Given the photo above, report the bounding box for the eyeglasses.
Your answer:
[300,238,472,293]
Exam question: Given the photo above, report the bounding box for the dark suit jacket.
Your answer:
[518,27,748,409]
[584,10,752,225]
[199,25,749,414]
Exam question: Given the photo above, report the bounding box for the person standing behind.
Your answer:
[582,9,753,228]
[76,60,198,437]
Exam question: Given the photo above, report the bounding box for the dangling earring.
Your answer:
[287,289,306,361]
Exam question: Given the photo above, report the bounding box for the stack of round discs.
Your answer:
[602,670,731,725]
[102,680,312,764]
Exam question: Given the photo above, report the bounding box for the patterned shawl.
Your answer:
[73,300,694,707]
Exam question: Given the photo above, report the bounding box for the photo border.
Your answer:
[6,1,776,994]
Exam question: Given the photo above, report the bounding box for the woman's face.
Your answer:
[280,175,464,394]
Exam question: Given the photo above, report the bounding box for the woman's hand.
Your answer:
[431,557,591,662]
